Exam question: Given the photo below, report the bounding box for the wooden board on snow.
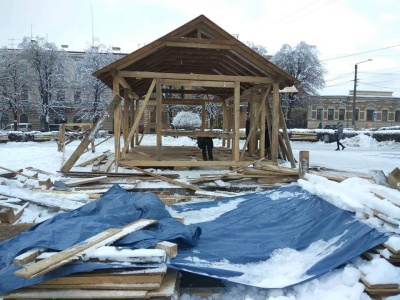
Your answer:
[14,219,156,278]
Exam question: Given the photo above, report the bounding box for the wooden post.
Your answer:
[113,76,121,170]
[271,83,280,162]
[135,99,139,146]
[201,102,206,131]
[233,82,240,161]
[58,124,66,152]
[249,91,256,155]
[156,78,162,160]
[279,104,296,168]
[89,123,95,153]
[259,89,266,159]
[299,151,309,179]
[222,102,227,147]
[123,88,130,153]
[130,97,135,148]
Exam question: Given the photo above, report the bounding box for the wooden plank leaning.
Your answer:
[60,95,123,173]
[14,219,156,279]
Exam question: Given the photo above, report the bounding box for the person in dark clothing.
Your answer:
[197,137,214,161]
[335,122,345,151]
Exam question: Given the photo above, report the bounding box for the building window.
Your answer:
[328,109,334,120]
[1,113,9,128]
[317,108,323,120]
[382,110,388,122]
[57,90,65,102]
[20,113,29,123]
[74,91,81,103]
[339,109,345,120]
[20,89,29,102]
[366,109,374,121]
[354,109,359,121]
[395,111,400,122]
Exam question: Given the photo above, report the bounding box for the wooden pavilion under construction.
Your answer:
[61,15,299,173]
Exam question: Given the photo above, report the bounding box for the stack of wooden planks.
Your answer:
[3,219,180,299]
[290,132,318,142]
[361,240,400,298]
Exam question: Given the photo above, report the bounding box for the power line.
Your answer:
[321,44,400,61]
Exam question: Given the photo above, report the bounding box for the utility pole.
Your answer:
[352,59,372,129]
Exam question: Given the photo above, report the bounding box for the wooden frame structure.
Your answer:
[61,15,298,172]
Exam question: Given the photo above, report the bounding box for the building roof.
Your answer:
[93,15,298,99]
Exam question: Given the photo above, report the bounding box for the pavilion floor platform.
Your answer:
[119,146,259,169]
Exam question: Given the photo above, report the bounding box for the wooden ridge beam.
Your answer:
[119,70,274,84]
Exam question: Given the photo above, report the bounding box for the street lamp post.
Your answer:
[352,59,372,129]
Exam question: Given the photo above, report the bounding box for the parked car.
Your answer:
[0,123,32,132]
[323,124,338,130]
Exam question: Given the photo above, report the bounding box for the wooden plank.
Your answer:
[13,248,46,265]
[361,277,399,289]
[0,166,37,180]
[124,165,203,192]
[233,81,240,162]
[299,151,310,179]
[271,82,280,161]
[257,176,298,184]
[76,154,107,167]
[388,167,400,191]
[155,241,178,258]
[65,176,108,187]
[81,247,166,264]
[253,162,298,175]
[60,95,122,173]
[14,219,156,279]
[31,282,161,290]
[4,288,148,298]
[118,70,274,84]
[369,170,390,187]
[36,271,165,286]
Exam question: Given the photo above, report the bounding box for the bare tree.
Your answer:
[20,37,71,131]
[271,41,326,127]
[246,42,268,57]
[0,48,30,129]
[74,45,117,123]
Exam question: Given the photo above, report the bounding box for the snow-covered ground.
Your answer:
[0,134,400,300]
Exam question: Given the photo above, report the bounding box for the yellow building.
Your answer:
[308,90,400,129]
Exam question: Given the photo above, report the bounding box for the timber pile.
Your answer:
[2,220,180,299]
[290,132,318,142]
[360,239,400,298]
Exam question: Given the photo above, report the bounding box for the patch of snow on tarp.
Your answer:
[168,185,389,288]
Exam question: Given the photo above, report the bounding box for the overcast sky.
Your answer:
[1,0,399,97]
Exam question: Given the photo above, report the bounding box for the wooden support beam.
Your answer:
[161,79,235,88]
[299,151,310,179]
[271,83,280,162]
[259,88,266,159]
[60,95,122,173]
[279,103,296,168]
[118,70,275,84]
[240,87,270,159]
[156,78,162,160]
[123,88,130,152]
[233,82,240,161]
[113,76,122,170]
[121,79,156,159]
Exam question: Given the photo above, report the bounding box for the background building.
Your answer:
[308,91,400,129]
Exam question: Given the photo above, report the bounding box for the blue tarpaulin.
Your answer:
[0,184,389,294]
